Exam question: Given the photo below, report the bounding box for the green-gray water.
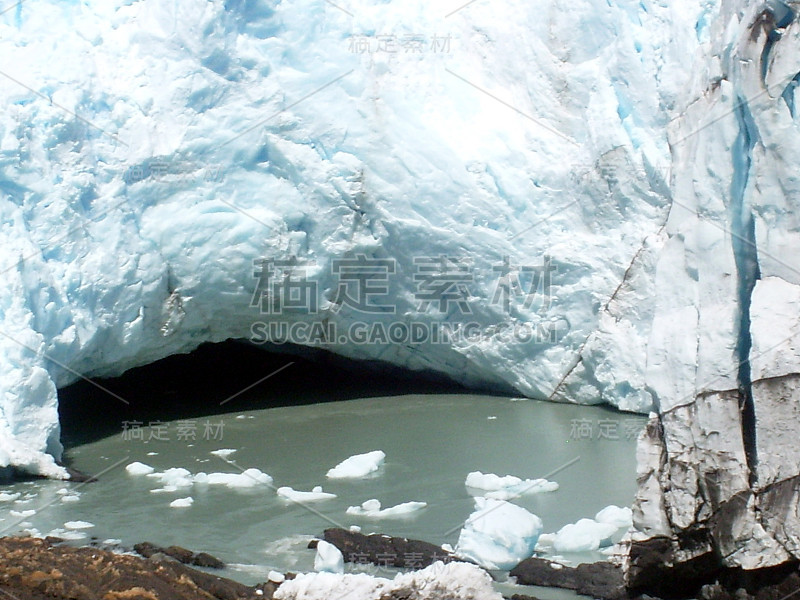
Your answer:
[0,394,645,599]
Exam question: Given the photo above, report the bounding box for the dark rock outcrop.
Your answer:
[510,556,626,600]
[134,541,226,569]
[0,536,266,600]
[321,528,456,569]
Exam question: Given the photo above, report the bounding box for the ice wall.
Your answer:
[0,0,696,476]
[1,2,799,585]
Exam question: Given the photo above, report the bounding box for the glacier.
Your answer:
[1,0,799,589]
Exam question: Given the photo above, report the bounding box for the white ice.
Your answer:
[595,505,633,529]
[0,0,766,482]
[209,449,237,458]
[199,468,273,489]
[313,540,344,574]
[346,499,427,518]
[126,461,155,475]
[326,451,386,479]
[275,560,503,600]
[551,518,618,553]
[169,496,194,508]
[64,520,94,530]
[277,486,336,502]
[455,497,542,570]
[465,471,559,500]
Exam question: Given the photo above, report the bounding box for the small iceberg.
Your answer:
[326,450,385,479]
[455,497,542,570]
[277,486,336,502]
[345,499,427,519]
[465,471,558,500]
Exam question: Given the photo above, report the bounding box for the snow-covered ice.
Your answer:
[326,451,386,479]
[0,0,702,478]
[275,560,503,600]
[346,499,427,518]
[313,540,344,574]
[455,497,542,570]
[0,0,798,579]
[277,486,336,502]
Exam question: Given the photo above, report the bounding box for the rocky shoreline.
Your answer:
[0,536,279,600]
[2,532,799,600]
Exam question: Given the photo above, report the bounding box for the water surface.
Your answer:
[0,394,644,599]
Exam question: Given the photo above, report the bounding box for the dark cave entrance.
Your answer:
[57,340,473,450]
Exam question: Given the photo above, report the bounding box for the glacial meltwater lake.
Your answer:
[0,393,645,599]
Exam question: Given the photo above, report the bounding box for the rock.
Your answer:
[322,528,456,569]
[510,557,625,600]
[195,552,227,569]
[62,466,97,483]
[134,542,225,569]
[0,536,268,600]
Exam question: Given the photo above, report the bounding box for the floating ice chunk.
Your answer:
[210,449,237,458]
[346,499,427,518]
[146,467,194,489]
[47,528,87,541]
[61,495,80,503]
[465,471,558,500]
[201,468,272,489]
[126,461,155,475]
[10,509,35,518]
[268,571,286,584]
[170,497,194,508]
[326,451,385,479]
[314,540,344,574]
[0,492,20,502]
[594,505,633,529]
[64,520,94,530]
[535,532,556,551]
[552,518,618,553]
[277,486,336,502]
[455,497,542,570]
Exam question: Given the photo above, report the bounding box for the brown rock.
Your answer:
[0,536,266,600]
